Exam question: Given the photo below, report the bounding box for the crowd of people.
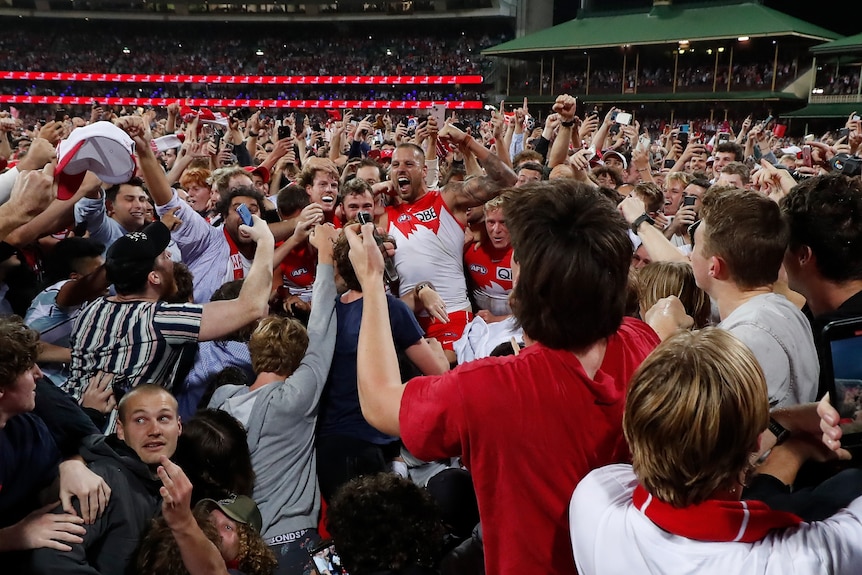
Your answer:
[2,81,862,575]
[551,61,799,94]
[0,28,506,77]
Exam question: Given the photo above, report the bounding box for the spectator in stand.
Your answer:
[346,179,692,574]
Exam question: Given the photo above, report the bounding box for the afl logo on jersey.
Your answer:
[291,267,309,277]
[397,214,411,223]
[470,264,488,275]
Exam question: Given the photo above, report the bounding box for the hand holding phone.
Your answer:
[358,211,399,286]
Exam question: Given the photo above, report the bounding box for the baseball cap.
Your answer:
[56,121,136,201]
[200,494,263,533]
[244,165,270,184]
[602,150,628,170]
[105,221,171,284]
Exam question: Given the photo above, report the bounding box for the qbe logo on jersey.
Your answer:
[414,207,438,223]
[497,268,512,281]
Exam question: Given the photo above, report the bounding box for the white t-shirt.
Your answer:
[570,464,862,575]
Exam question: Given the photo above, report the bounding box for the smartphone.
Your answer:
[357,211,399,286]
[821,317,862,449]
[683,195,697,207]
[615,112,632,126]
[677,132,689,148]
[307,539,346,575]
[111,374,133,404]
[237,203,254,227]
[55,109,67,122]
[430,103,446,127]
[610,110,619,123]
[839,127,851,140]
[761,115,774,128]
[853,114,861,122]
[663,158,676,169]
[802,145,812,168]
[717,132,731,144]
[679,124,690,133]
[278,125,292,140]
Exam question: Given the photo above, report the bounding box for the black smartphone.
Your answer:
[55,109,67,122]
[278,125,292,140]
[677,132,689,148]
[237,204,254,227]
[663,159,675,169]
[839,127,851,140]
[683,195,697,207]
[111,374,133,403]
[821,317,862,449]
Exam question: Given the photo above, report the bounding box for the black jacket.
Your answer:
[28,435,162,575]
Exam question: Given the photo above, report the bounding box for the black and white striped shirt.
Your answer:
[64,297,204,401]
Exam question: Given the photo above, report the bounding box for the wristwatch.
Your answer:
[631,213,655,233]
[560,119,576,128]
[768,418,790,446]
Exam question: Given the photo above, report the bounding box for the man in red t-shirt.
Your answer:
[345,179,692,575]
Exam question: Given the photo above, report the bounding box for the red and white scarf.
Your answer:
[633,484,802,543]
[223,227,246,281]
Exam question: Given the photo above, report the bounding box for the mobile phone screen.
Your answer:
[308,539,348,575]
[823,319,862,448]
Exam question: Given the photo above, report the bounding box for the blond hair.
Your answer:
[248,316,309,376]
[637,262,711,328]
[623,328,768,507]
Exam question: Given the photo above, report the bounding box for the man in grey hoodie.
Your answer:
[29,384,182,575]
[209,223,339,575]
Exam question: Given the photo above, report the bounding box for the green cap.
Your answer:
[200,494,263,533]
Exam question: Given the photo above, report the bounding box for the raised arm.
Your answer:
[439,124,517,217]
[346,222,404,437]
[116,115,173,206]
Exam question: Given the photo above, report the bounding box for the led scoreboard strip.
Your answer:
[0,71,484,85]
[0,95,484,109]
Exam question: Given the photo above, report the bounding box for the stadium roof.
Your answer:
[811,32,862,55]
[781,102,862,119]
[482,2,841,57]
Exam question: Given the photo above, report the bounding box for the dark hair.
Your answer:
[214,185,265,218]
[0,315,39,384]
[105,176,145,203]
[161,262,194,304]
[633,182,665,213]
[276,183,310,219]
[357,158,384,181]
[340,177,373,200]
[441,163,467,186]
[395,142,425,162]
[701,186,788,289]
[108,259,152,296]
[515,161,545,177]
[714,141,744,161]
[333,221,393,293]
[173,409,255,502]
[689,177,711,190]
[326,473,445,575]
[592,166,624,188]
[781,173,862,283]
[42,237,105,286]
[504,180,631,350]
